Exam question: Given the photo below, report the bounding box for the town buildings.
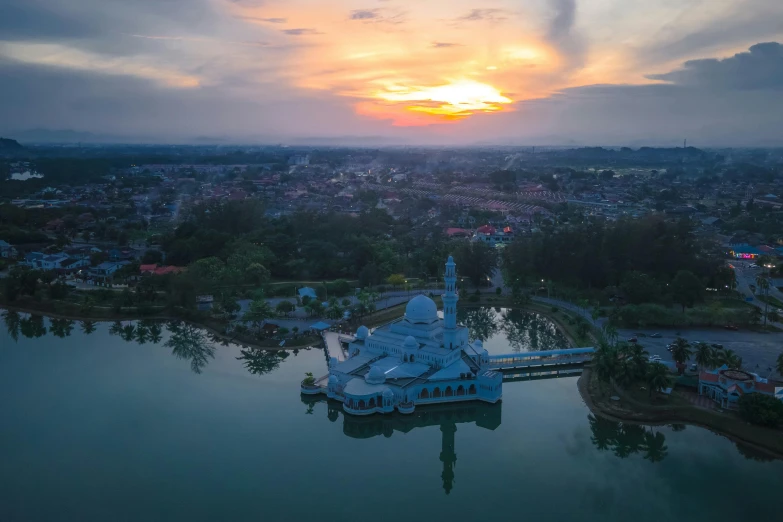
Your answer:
[698,365,778,409]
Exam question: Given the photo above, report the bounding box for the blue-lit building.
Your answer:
[311,256,502,415]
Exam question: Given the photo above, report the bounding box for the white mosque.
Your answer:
[306,256,503,415]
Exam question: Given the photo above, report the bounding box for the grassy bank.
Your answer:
[578,367,783,458]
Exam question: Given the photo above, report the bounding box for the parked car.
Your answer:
[724,325,738,331]
[649,333,661,338]
[627,337,638,343]
[649,355,662,362]
[711,343,723,350]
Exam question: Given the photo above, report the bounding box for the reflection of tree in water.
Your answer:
[734,442,777,462]
[588,414,669,463]
[165,321,215,374]
[135,322,149,344]
[49,318,74,338]
[237,348,289,376]
[502,309,568,353]
[458,307,500,341]
[3,310,21,341]
[20,315,47,339]
[80,320,97,335]
[148,322,163,344]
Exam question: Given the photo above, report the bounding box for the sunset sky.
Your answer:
[2,0,783,145]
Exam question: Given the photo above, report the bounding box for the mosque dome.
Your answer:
[382,388,394,399]
[356,325,369,340]
[474,340,483,350]
[328,375,338,385]
[404,336,418,350]
[405,295,438,324]
[366,365,386,384]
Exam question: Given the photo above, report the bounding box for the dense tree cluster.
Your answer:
[503,216,727,309]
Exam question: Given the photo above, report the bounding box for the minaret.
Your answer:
[443,256,458,350]
[440,423,457,495]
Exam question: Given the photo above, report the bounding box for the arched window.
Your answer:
[445,386,453,397]
[358,399,366,409]
[420,388,430,399]
[468,384,476,395]
[369,397,376,408]
[410,355,415,362]
[433,388,442,398]
[457,385,465,396]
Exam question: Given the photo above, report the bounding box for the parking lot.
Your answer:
[618,327,783,380]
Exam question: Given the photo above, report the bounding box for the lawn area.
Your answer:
[757,294,783,309]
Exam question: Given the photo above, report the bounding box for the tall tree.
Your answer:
[646,362,672,397]
[671,270,704,312]
[670,337,692,372]
[451,241,498,288]
[693,342,715,370]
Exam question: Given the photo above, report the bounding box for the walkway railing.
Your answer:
[488,347,594,371]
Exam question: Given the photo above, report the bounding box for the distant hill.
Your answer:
[0,137,24,151]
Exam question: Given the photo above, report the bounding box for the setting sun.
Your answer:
[372,80,513,121]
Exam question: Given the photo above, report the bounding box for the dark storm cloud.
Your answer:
[647,42,783,90]
[546,0,585,69]
[638,4,783,66]
[1,0,223,50]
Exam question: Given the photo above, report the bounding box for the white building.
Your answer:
[304,256,502,415]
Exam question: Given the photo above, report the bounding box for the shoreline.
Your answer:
[0,302,319,352]
[577,366,783,460]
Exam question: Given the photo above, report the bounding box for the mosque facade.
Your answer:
[315,256,503,415]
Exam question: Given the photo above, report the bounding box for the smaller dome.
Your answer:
[474,339,483,350]
[404,336,418,349]
[482,349,489,358]
[329,356,337,368]
[382,388,394,398]
[328,375,338,384]
[356,325,369,340]
[366,365,386,384]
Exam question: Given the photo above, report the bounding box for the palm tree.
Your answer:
[619,342,649,380]
[756,276,771,325]
[601,323,618,345]
[718,348,742,369]
[646,362,671,398]
[593,342,620,383]
[670,337,692,373]
[693,342,715,371]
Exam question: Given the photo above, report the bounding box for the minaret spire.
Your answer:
[443,256,458,349]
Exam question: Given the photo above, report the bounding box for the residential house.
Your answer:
[0,240,18,259]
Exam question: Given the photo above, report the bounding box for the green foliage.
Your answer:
[646,363,671,397]
[451,241,498,287]
[275,300,296,317]
[502,216,722,299]
[670,337,692,366]
[738,393,783,428]
[303,372,316,385]
[671,270,704,311]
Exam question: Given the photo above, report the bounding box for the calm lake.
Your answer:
[1,310,781,522]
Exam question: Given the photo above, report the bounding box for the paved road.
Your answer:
[730,260,783,328]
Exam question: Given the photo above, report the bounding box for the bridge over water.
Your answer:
[488,347,595,372]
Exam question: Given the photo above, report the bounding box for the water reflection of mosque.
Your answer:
[302,395,502,495]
